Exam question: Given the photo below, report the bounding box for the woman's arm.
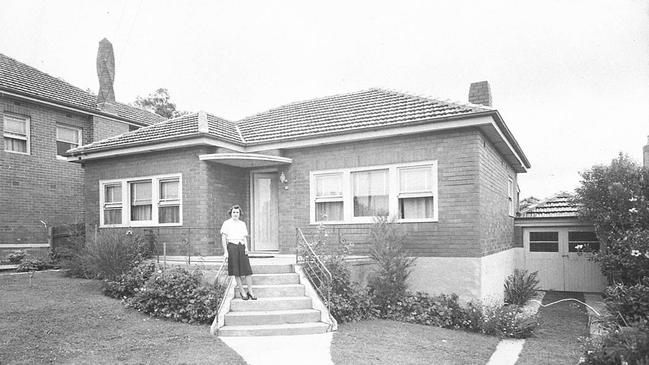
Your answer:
[221,233,228,257]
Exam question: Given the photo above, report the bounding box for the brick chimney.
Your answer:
[644,135,649,168]
[96,38,116,114]
[468,81,492,107]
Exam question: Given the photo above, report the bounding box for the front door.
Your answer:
[251,172,279,251]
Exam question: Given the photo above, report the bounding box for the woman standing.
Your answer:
[221,205,257,300]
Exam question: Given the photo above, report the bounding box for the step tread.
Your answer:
[231,296,309,302]
[252,273,298,277]
[220,322,329,331]
[251,284,303,288]
[225,309,320,317]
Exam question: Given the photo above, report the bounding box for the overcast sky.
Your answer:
[1,0,648,199]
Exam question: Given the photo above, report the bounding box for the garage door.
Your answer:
[523,227,607,292]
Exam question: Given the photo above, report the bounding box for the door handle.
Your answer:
[561,254,569,258]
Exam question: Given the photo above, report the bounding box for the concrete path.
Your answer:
[221,333,334,365]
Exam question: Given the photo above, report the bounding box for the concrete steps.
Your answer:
[218,264,331,337]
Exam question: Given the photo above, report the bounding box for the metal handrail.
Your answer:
[296,228,334,327]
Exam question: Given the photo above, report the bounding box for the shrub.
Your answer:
[386,292,469,330]
[581,325,649,365]
[595,229,649,285]
[16,258,54,272]
[103,261,157,299]
[126,267,223,324]
[8,251,26,264]
[367,216,416,313]
[476,303,539,338]
[604,278,649,327]
[504,269,540,305]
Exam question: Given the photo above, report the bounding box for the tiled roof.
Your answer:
[67,112,239,154]
[237,88,492,144]
[517,192,581,218]
[68,88,494,155]
[0,53,165,126]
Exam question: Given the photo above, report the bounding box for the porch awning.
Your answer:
[198,152,292,168]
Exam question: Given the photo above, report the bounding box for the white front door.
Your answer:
[251,172,279,251]
[523,227,606,292]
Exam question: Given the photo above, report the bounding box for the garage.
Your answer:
[516,193,607,292]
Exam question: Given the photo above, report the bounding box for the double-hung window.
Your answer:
[508,178,515,217]
[314,173,344,222]
[56,124,81,157]
[398,165,435,219]
[3,113,30,154]
[100,174,182,227]
[310,160,438,223]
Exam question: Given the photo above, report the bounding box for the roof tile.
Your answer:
[517,192,581,218]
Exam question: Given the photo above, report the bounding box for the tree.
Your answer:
[133,88,186,119]
[519,196,541,211]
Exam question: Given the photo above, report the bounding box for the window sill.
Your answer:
[56,155,68,161]
[100,222,183,228]
[311,218,439,225]
[4,150,30,155]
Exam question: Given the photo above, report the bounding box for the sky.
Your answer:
[1,0,648,199]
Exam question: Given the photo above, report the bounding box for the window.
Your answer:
[3,113,29,154]
[508,178,515,217]
[353,169,389,217]
[103,184,122,225]
[56,125,81,157]
[398,166,434,219]
[314,173,344,222]
[310,161,438,224]
[99,174,182,227]
[568,231,599,252]
[159,179,180,223]
[529,231,559,252]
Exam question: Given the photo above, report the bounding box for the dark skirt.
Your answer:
[227,243,253,276]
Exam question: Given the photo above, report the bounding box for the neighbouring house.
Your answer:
[0,39,165,256]
[66,81,530,301]
[515,192,607,292]
[644,136,649,167]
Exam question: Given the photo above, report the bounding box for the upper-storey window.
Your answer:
[310,160,438,224]
[100,174,182,227]
[56,124,81,157]
[3,113,30,154]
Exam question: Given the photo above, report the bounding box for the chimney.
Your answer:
[644,136,649,168]
[468,81,492,107]
[96,38,116,114]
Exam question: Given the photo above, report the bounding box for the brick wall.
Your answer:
[92,115,130,142]
[0,96,91,245]
[83,146,249,255]
[478,133,516,255]
[277,129,483,257]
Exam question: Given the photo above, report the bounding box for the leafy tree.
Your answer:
[133,88,187,119]
[519,196,541,211]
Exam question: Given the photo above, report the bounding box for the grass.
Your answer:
[0,271,246,365]
[331,319,500,365]
[515,291,590,365]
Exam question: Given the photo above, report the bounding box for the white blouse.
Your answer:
[220,218,248,244]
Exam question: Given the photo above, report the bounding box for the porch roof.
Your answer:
[198,152,292,168]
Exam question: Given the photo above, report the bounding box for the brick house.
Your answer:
[0,41,165,255]
[67,83,530,301]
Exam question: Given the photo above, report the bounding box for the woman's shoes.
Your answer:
[247,292,257,300]
[239,290,249,301]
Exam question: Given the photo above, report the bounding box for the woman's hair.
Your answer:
[227,204,243,216]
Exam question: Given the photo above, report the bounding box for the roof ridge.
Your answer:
[377,87,494,112]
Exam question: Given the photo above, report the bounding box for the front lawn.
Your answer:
[0,271,245,365]
[331,319,500,365]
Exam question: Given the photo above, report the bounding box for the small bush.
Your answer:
[581,324,649,365]
[126,267,222,324]
[103,261,157,299]
[504,269,540,305]
[367,216,416,313]
[477,303,539,338]
[8,251,26,264]
[604,278,649,326]
[16,258,54,272]
[385,292,469,329]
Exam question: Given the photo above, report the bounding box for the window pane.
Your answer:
[530,242,559,252]
[529,232,558,242]
[316,174,342,197]
[159,206,179,223]
[5,138,27,153]
[57,141,76,155]
[399,197,434,219]
[568,232,597,241]
[315,201,343,221]
[529,231,558,252]
[131,181,152,204]
[399,166,431,192]
[353,170,389,217]
[105,184,122,203]
[104,208,122,224]
[160,180,179,200]
[4,117,26,135]
[56,126,79,143]
[569,231,599,252]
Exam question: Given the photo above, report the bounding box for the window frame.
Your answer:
[56,124,82,160]
[508,177,515,217]
[309,160,438,224]
[99,173,182,227]
[3,113,30,155]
